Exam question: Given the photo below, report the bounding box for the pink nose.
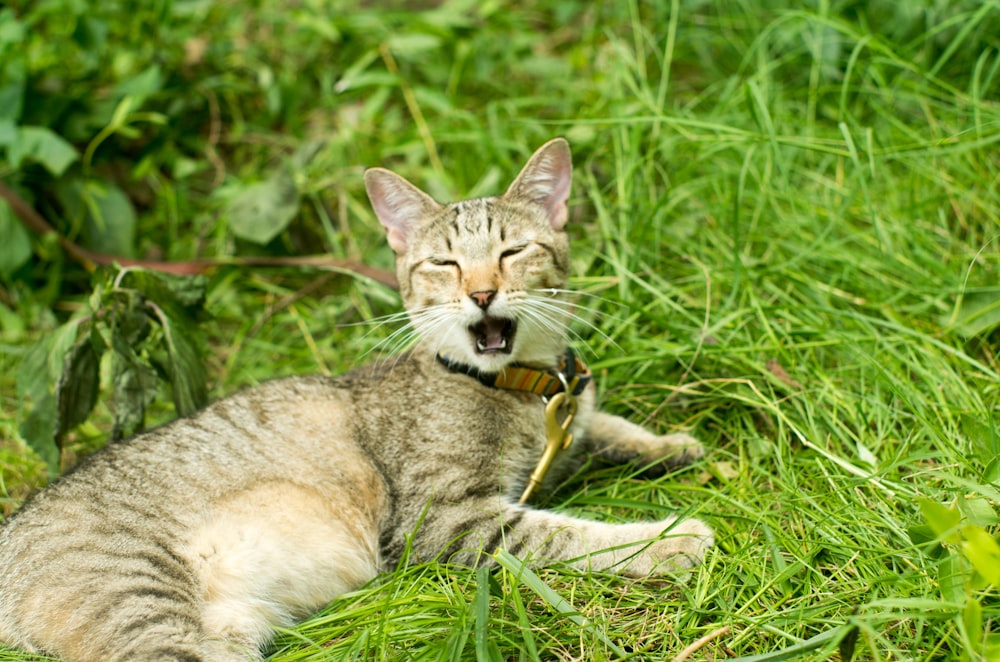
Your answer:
[470,290,496,309]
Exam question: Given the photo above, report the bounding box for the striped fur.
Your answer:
[0,139,712,661]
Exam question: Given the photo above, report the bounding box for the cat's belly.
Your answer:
[182,479,382,640]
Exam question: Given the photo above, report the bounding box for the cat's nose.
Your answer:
[469,290,496,309]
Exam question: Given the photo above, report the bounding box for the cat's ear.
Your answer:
[364,168,442,254]
[504,137,572,230]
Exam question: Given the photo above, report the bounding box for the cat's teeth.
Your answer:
[477,337,507,351]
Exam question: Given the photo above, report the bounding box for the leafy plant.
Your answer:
[16,266,207,475]
[916,497,1000,660]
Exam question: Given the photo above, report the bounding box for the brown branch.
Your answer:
[0,180,397,289]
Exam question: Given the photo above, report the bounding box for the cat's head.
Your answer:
[364,138,573,372]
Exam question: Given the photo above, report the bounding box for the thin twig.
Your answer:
[0,180,397,288]
[671,625,732,662]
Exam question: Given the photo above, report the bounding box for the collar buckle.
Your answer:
[519,389,578,504]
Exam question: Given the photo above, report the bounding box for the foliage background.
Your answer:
[1,0,999,659]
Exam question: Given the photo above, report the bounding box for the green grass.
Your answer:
[3,0,1000,660]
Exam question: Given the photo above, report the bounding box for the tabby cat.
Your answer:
[0,138,713,661]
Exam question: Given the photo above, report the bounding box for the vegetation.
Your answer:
[2,0,999,659]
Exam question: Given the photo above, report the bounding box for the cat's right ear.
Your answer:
[364,168,442,254]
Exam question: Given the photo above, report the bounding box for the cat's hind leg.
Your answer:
[584,412,705,473]
[186,482,381,656]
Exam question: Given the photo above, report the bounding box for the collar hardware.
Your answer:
[518,391,577,504]
[435,347,591,505]
[435,347,591,398]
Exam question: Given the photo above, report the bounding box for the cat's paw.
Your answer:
[625,518,715,577]
[637,433,705,470]
[646,517,714,571]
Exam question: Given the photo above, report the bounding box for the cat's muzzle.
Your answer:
[470,316,516,354]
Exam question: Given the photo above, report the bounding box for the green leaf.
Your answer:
[17,323,81,474]
[119,268,207,311]
[984,457,1000,485]
[83,182,138,258]
[961,525,1000,586]
[962,413,1000,469]
[0,8,26,47]
[110,334,159,441]
[55,178,138,257]
[839,623,859,662]
[225,166,301,245]
[116,269,208,415]
[918,498,962,543]
[7,126,79,176]
[949,289,1000,338]
[155,307,207,416]
[0,75,24,121]
[938,551,966,604]
[0,198,32,276]
[112,65,163,108]
[957,496,998,528]
[56,330,101,436]
[0,118,15,145]
[985,634,1000,661]
[961,597,983,648]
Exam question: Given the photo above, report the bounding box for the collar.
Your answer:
[436,347,591,398]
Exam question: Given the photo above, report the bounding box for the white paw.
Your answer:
[648,517,714,570]
[611,518,712,578]
[641,433,706,468]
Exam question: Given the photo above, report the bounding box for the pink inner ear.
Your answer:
[365,168,441,255]
[545,162,571,230]
[505,138,573,230]
[386,227,407,253]
[548,201,568,230]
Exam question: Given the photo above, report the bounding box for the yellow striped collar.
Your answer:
[436,348,591,398]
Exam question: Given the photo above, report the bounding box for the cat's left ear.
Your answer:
[504,137,572,230]
[364,168,443,254]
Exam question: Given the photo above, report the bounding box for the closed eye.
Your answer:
[500,245,529,260]
[428,257,458,267]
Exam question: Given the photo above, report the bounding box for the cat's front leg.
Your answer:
[437,503,713,577]
[583,412,705,473]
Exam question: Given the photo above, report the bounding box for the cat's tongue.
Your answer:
[471,316,515,354]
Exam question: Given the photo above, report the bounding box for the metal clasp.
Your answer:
[519,388,578,504]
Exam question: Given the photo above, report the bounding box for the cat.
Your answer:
[0,138,713,661]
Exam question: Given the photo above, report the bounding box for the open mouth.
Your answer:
[470,316,517,354]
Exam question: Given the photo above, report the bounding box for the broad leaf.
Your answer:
[17,323,81,474]
[962,597,983,649]
[156,311,207,416]
[938,551,966,604]
[961,525,1000,586]
[7,125,79,176]
[84,182,138,257]
[110,334,159,441]
[119,268,207,311]
[225,166,300,244]
[0,198,32,276]
[117,268,208,415]
[949,289,1000,338]
[918,498,962,543]
[56,330,101,437]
